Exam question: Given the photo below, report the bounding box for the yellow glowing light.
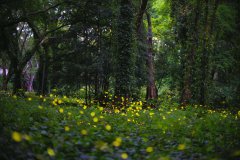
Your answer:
[80,110,84,114]
[47,148,55,157]
[93,117,99,122]
[59,108,64,113]
[121,153,128,159]
[146,147,153,153]
[105,124,112,131]
[90,112,96,117]
[177,144,186,150]
[64,126,70,131]
[12,131,22,142]
[81,129,88,135]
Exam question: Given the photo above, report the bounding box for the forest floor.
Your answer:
[0,92,240,160]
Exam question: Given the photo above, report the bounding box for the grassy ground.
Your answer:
[0,93,240,160]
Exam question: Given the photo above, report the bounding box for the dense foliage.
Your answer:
[0,94,240,159]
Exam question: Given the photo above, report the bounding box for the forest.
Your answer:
[0,0,240,159]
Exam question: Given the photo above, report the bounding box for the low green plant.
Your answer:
[0,94,239,160]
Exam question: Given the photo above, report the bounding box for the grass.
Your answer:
[0,93,240,160]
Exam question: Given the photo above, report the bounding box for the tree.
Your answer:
[146,12,158,99]
[0,0,68,94]
[114,0,135,99]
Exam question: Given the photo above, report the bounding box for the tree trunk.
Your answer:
[135,19,147,98]
[27,75,35,92]
[102,76,109,92]
[115,0,134,99]
[1,64,8,90]
[37,45,49,95]
[37,54,43,94]
[181,48,193,106]
[95,6,103,99]
[13,69,22,95]
[181,72,192,105]
[200,0,209,105]
[4,62,14,91]
[11,56,24,95]
[85,72,88,105]
[200,0,219,105]
[23,60,36,92]
[136,0,148,33]
[94,74,99,99]
[181,0,200,105]
[146,12,157,100]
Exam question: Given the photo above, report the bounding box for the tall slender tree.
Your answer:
[146,12,158,99]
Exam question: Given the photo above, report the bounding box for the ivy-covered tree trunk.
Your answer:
[135,22,147,98]
[115,0,135,99]
[200,0,219,105]
[200,0,209,105]
[181,64,192,105]
[146,12,157,100]
[179,0,200,105]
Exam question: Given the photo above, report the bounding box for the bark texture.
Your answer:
[146,12,157,100]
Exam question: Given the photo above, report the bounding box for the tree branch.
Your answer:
[2,1,66,28]
[136,0,148,33]
[27,2,66,16]
[19,23,70,70]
